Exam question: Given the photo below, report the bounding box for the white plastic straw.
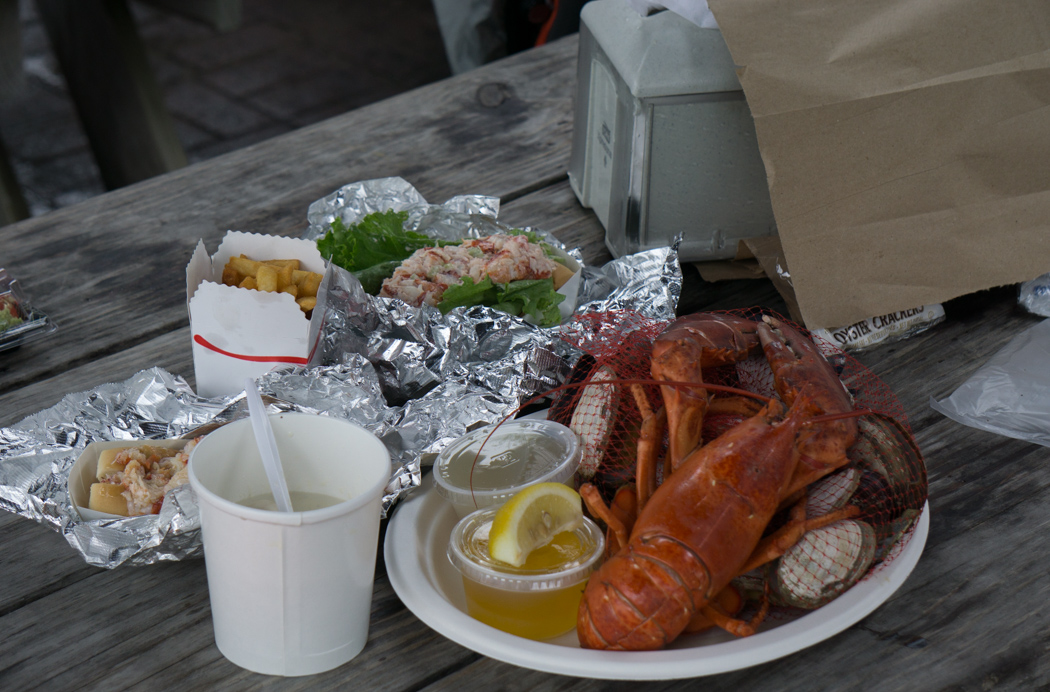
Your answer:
[243,378,294,513]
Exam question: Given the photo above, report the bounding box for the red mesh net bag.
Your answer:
[545,308,928,619]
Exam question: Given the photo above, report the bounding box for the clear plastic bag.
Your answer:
[931,318,1050,447]
[0,268,57,353]
[1018,272,1050,317]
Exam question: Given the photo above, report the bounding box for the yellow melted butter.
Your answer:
[461,529,594,640]
[510,530,588,570]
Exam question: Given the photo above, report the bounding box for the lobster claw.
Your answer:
[758,315,859,497]
[651,313,761,469]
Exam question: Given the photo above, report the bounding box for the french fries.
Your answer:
[220,255,323,316]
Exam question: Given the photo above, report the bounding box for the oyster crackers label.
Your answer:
[812,305,945,352]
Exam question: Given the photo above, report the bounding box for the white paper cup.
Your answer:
[188,413,390,676]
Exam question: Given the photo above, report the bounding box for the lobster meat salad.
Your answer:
[90,438,202,516]
[541,311,927,651]
[380,234,560,307]
[315,209,576,327]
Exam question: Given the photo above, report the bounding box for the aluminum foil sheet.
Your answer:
[303,177,503,243]
[1,368,227,567]
[305,176,681,427]
[0,177,680,568]
[305,175,680,326]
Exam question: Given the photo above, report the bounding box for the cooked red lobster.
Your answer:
[577,313,861,650]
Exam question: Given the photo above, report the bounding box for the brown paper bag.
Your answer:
[707,0,1050,328]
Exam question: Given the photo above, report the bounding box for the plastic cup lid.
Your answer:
[446,506,605,591]
[433,419,581,509]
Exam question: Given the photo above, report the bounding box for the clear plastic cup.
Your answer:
[434,419,581,517]
[188,413,390,676]
[447,505,604,640]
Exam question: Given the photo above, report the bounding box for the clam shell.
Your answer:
[874,508,922,563]
[569,365,621,479]
[771,519,877,610]
[547,353,596,425]
[806,467,862,518]
[847,414,926,497]
[849,469,901,527]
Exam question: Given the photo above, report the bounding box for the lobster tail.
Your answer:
[578,540,708,650]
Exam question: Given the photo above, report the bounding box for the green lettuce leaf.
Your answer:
[352,259,402,295]
[437,277,565,327]
[318,213,568,326]
[495,279,566,327]
[316,210,455,272]
[435,276,499,311]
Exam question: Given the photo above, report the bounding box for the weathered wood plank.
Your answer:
[0,35,580,398]
[0,550,478,691]
[0,327,194,428]
[140,0,242,32]
[0,512,101,618]
[418,658,677,691]
[0,557,209,690]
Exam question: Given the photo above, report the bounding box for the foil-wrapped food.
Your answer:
[0,177,681,568]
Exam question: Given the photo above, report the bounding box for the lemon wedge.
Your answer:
[488,482,584,567]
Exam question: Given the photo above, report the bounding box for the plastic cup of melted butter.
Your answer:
[447,506,604,640]
[434,419,581,518]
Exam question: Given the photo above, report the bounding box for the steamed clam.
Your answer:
[769,410,927,610]
[770,518,877,609]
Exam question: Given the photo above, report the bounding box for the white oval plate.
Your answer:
[384,475,929,680]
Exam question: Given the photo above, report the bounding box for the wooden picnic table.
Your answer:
[1,34,1048,691]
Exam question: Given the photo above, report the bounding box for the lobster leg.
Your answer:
[580,483,633,556]
[703,395,767,443]
[707,395,765,418]
[630,384,666,510]
[738,498,861,575]
[683,584,744,633]
[699,588,771,638]
[581,385,666,558]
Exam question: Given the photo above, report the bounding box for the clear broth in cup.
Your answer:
[237,491,342,512]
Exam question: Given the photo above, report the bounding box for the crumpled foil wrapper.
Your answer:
[305,176,680,427]
[0,177,680,568]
